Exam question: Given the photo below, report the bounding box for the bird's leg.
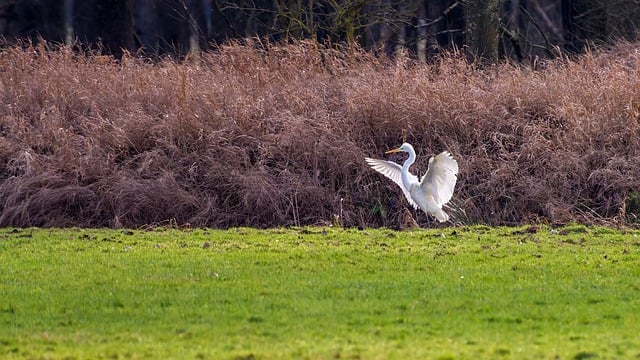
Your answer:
[422,209,431,228]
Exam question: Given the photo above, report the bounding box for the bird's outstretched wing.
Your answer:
[419,151,458,207]
[365,158,419,209]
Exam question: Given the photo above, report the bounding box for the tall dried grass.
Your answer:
[1,40,639,228]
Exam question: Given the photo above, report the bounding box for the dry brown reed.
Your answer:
[1,40,639,228]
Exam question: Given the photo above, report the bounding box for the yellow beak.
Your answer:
[385,147,402,154]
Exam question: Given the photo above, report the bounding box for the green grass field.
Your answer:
[1,225,639,359]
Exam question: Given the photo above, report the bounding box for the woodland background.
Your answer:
[2,0,640,61]
[0,1,639,229]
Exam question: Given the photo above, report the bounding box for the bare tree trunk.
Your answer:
[465,0,500,63]
[417,1,428,62]
[192,0,213,49]
[134,0,161,54]
[64,0,74,44]
[395,5,407,57]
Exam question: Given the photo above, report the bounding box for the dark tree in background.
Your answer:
[563,0,640,51]
[0,0,68,43]
[135,0,211,56]
[422,1,465,54]
[0,0,639,61]
[73,0,134,58]
[465,0,500,62]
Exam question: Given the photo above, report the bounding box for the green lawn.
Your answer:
[1,225,639,359]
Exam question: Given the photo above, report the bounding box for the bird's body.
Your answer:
[365,143,459,222]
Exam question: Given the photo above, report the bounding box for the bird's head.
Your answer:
[385,142,414,154]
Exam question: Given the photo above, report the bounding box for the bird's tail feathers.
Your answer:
[432,208,450,222]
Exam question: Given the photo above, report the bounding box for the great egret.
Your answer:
[365,143,459,222]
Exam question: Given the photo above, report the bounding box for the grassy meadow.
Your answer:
[1,225,639,359]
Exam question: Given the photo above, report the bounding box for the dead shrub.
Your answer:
[0,40,639,228]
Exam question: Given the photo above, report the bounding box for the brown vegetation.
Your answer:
[1,41,639,228]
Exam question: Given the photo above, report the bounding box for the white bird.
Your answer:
[365,143,459,222]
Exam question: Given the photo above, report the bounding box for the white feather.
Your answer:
[366,143,459,222]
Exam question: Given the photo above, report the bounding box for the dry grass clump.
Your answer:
[0,41,639,228]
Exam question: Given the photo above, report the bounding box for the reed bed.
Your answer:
[1,41,639,228]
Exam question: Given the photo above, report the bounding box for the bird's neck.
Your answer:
[403,151,416,170]
[401,152,415,185]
